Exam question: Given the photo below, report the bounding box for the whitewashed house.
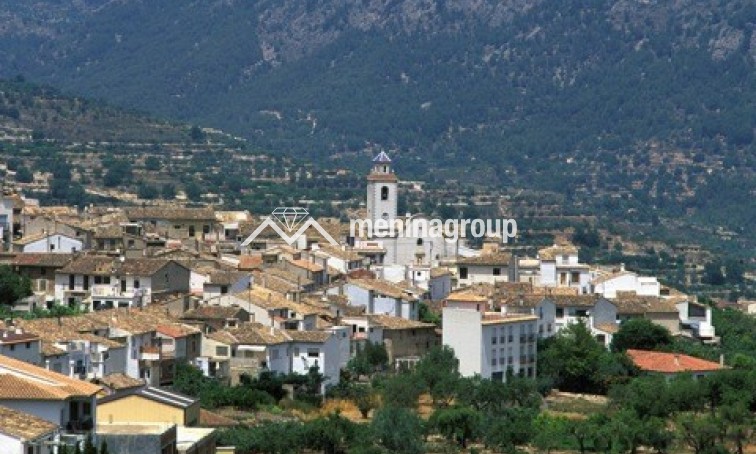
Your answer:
[442,305,538,381]
[13,232,83,253]
[329,278,420,320]
[591,266,661,298]
[54,256,191,310]
[538,245,591,293]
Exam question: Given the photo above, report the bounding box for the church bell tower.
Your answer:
[366,151,398,227]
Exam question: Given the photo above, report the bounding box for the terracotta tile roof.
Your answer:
[0,405,58,441]
[204,270,250,286]
[238,255,263,271]
[99,386,198,409]
[199,409,238,427]
[285,330,332,343]
[13,232,78,246]
[288,259,324,273]
[93,225,124,239]
[11,252,75,268]
[547,294,602,308]
[594,322,620,334]
[209,323,289,346]
[480,312,538,325]
[591,270,636,286]
[532,286,580,296]
[0,354,101,399]
[626,349,723,373]
[157,324,201,339]
[233,286,322,316]
[348,278,417,301]
[58,255,179,276]
[97,373,145,391]
[263,268,314,286]
[0,329,40,345]
[395,281,428,296]
[456,253,512,266]
[366,173,398,183]
[430,268,452,278]
[446,291,488,303]
[538,244,579,261]
[367,315,436,330]
[612,295,679,314]
[17,317,125,349]
[499,295,547,308]
[125,206,216,221]
[317,245,363,261]
[40,342,67,357]
[182,306,247,320]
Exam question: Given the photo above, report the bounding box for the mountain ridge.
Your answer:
[0,0,754,247]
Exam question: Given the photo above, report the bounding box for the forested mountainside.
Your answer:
[0,0,754,246]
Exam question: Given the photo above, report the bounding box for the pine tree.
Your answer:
[83,434,97,454]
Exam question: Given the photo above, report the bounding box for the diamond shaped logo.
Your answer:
[271,207,310,232]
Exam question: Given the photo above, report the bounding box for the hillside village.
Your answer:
[0,153,752,453]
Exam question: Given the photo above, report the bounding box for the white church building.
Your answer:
[357,152,457,267]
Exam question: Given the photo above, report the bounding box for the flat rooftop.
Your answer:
[96,423,175,435]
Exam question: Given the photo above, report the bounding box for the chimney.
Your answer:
[14,328,22,335]
[719,354,725,367]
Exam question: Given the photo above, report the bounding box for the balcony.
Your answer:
[139,346,160,361]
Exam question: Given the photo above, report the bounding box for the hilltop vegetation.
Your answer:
[0,0,754,254]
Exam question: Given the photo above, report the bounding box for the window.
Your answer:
[459,267,468,279]
[493,267,501,276]
[203,224,210,234]
[69,274,75,290]
[188,226,195,237]
[270,349,279,360]
[94,276,102,284]
[128,239,135,247]
[25,342,31,348]
[307,348,319,358]
[416,238,423,246]
[83,275,89,291]
[380,186,389,201]
[556,308,564,318]
[104,276,111,284]
[220,285,228,294]
[215,346,228,356]
[294,347,300,356]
